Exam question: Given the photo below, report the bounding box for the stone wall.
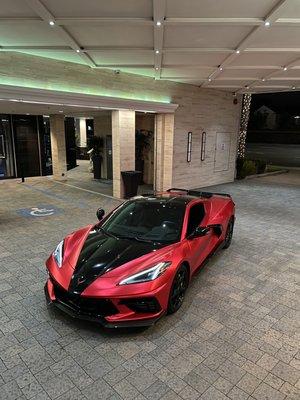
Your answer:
[0,52,242,189]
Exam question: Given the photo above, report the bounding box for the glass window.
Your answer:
[186,203,205,236]
[102,199,186,243]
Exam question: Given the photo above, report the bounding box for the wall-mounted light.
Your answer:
[201,131,206,161]
[187,132,192,162]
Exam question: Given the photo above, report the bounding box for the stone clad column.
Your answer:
[112,110,135,198]
[154,113,175,192]
[49,114,67,181]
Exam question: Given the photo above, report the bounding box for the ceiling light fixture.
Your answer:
[264,21,270,27]
[236,50,240,54]
[219,67,223,71]
[156,21,161,26]
[155,50,160,54]
[262,78,266,81]
[49,21,55,26]
[59,110,63,113]
[283,67,287,71]
[155,67,159,70]
[76,49,80,53]
[245,85,249,89]
[292,86,296,90]
[208,78,212,82]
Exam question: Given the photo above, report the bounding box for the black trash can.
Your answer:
[121,170,142,198]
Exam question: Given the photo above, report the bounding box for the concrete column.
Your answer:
[154,113,175,192]
[94,112,112,179]
[75,118,87,148]
[49,114,67,181]
[112,110,135,198]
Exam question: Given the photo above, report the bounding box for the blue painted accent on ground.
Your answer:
[17,204,63,218]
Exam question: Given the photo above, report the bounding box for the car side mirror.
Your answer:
[188,226,210,239]
[96,208,105,221]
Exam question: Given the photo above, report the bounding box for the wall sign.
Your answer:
[187,131,192,162]
[17,204,63,218]
[201,131,206,161]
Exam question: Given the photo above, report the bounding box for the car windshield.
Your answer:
[102,199,185,243]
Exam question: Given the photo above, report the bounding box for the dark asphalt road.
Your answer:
[246,143,300,167]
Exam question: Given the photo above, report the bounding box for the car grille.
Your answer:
[52,280,118,317]
[120,297,161,313]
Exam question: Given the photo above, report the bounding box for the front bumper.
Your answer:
[44,278,165,328]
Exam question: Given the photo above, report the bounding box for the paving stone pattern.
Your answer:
[0,172,299,400]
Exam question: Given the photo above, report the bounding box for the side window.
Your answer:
[186,203,205,236]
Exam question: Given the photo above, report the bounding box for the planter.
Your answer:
[121,170,142,198]
[92,154,102,179]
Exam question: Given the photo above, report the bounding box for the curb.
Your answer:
[245,170,289,180]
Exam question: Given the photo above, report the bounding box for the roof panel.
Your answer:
[163,52,228,66]
[43,0,153,18]
[164,26,253,48]
[0,24,65,46]
[89,51,154,65]
[0,0,35,17]
[67,25,153,47]
[166,0,277,18]
[249,26,300,48]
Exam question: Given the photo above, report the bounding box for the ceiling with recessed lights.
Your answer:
[0,0,300,93]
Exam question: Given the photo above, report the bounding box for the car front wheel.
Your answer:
[167,264,189,314]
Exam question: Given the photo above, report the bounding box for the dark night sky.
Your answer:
[250,91,300,115]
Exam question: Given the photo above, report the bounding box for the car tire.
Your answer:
[167,264,189,314]
[223,216,234,249]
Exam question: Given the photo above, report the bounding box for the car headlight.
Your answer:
[53,240,64,268]
[119,261,171,285]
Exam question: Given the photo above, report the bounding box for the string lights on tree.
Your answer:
[237,93,252,159]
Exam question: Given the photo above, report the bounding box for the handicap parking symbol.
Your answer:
[17,205,63,218]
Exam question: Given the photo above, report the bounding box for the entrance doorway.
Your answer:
[13,115,41,178]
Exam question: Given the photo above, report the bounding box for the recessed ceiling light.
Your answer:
[283,67,287,71]
[208,78,212,82]
[156,21,161,26]
[236,50,240,54]
[76,49,80,53]
[292,86,296,90]
[155,50,160,54]
[264,21,270,27]
[49,21,55,26]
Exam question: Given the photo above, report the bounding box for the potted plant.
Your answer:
[91,136,103,179]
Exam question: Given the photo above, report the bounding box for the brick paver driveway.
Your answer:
[0,172,299,400]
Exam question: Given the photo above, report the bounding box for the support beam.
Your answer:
[112,110,135,198]
[49,114,67,181]
[153,0,166,79]
[154,113,175,192]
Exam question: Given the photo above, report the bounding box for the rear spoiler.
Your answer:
[166,188,231,199]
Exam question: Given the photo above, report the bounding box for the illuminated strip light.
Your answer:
[0,98,104,109]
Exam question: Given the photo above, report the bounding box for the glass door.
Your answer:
[0,115,15,178]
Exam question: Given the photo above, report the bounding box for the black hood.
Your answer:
[68,228,164,293]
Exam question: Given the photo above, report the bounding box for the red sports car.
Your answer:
[45,188,235,328]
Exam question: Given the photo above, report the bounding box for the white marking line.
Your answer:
[51,180,122,202]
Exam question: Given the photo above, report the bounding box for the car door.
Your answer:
[185,202,212,272]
